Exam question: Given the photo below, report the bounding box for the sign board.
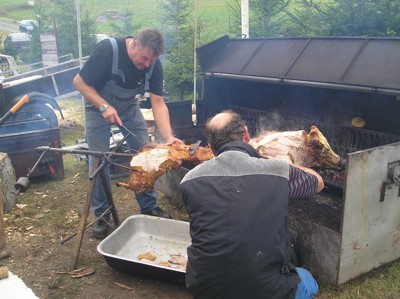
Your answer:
[40,34,58,67]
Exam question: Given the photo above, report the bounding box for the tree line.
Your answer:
[4,0,400,100]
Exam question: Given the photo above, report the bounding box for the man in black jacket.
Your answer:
[180,110,323,299]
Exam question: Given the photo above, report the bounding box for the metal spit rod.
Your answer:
[35,146,136,158]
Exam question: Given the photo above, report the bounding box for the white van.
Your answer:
[19,20,38,33]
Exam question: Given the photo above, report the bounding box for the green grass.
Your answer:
[0,2,35,20]
[0,0,237,34]
[316,262,400,299]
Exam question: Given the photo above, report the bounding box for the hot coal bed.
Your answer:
[156,36,400,286]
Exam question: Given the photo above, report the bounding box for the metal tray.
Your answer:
[97,215,190,284]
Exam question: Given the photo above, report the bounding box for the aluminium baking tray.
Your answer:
[97,215,190,284]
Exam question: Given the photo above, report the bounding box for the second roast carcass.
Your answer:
[250,125,343,170]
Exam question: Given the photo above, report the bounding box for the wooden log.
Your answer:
[0,152,16,249]
[0,197,3,250]
[0,153,16,213]
[0,266,9,279]
[0,186,3,250]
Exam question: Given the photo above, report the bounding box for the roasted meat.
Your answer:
[116,142,213,193]
[168,254,188,269]
[249,125,341,169]
[117,126,341,193]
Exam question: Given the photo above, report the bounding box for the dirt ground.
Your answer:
[2,98,399,299]
[1,98,192,299]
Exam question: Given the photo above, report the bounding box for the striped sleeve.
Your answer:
[288,165,318,200]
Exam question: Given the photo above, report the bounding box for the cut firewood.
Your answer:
[0,266,9,279]
[113,281,134,290]
[54,267,95,278]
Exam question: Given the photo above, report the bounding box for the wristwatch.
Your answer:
[99,104,109,113]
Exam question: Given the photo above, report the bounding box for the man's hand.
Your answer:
[166,136,184,144]
[101,105,122,126]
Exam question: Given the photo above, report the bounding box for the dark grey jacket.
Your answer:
[180,141,301,299]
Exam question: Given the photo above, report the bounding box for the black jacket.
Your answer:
[180,141,300,299]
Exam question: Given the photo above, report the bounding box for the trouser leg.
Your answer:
[294,267,318,299]
[118,104,157,213]
[85,108,112,219]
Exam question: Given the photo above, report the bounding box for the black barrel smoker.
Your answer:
[0,88,64,180]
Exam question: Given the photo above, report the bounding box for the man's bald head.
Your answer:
[207,112,234,131]
[205,110,246,152]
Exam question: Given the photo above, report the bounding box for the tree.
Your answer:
[284,0,328,36]
[158,0,193,46]
[250,0,292,37]
[157,0,196,100]
[27,0,97,64]
[287,0,400,37]
[226,0,242,37]
[109,8,140,37]
[79,7,98,56]
[55,0,97,58]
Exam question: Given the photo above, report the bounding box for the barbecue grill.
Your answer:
[156,36,400,286]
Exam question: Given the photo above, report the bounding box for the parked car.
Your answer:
[19,19,38,33]
[4,33,31,51]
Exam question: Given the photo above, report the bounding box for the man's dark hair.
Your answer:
[136,28,165,57]
[205,110,246,151]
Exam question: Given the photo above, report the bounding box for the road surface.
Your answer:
[0,17,19,33]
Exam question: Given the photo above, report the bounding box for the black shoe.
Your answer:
[141,207,172,219]
[93,219,109,239]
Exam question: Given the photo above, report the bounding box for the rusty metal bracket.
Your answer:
[380,162,400,202]
[380,180,392,202]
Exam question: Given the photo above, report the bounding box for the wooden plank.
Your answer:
[0,154,7,249]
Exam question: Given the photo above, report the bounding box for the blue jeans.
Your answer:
[295,267,318,299]
[85,104,157,218]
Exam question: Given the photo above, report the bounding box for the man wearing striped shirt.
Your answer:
[180,110,324,299]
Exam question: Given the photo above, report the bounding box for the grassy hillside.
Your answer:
[0,0,236,37]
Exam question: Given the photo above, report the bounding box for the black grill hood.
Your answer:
[196,35,400,96]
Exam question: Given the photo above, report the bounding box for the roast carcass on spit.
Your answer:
[249,125,342,169]
[116,142,213,193]
[117,126,341,193]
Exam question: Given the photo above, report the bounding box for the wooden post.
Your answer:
[0,153,17,214]
[0,152,16,249]
[0,183,4,250]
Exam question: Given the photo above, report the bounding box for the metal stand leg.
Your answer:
[67,133,131,270]
[69,158,119,270]
[99,167,119,226]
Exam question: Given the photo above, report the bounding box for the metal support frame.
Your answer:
[69,159,119,270]
[68,134,131,270]
[37,132,135,270]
